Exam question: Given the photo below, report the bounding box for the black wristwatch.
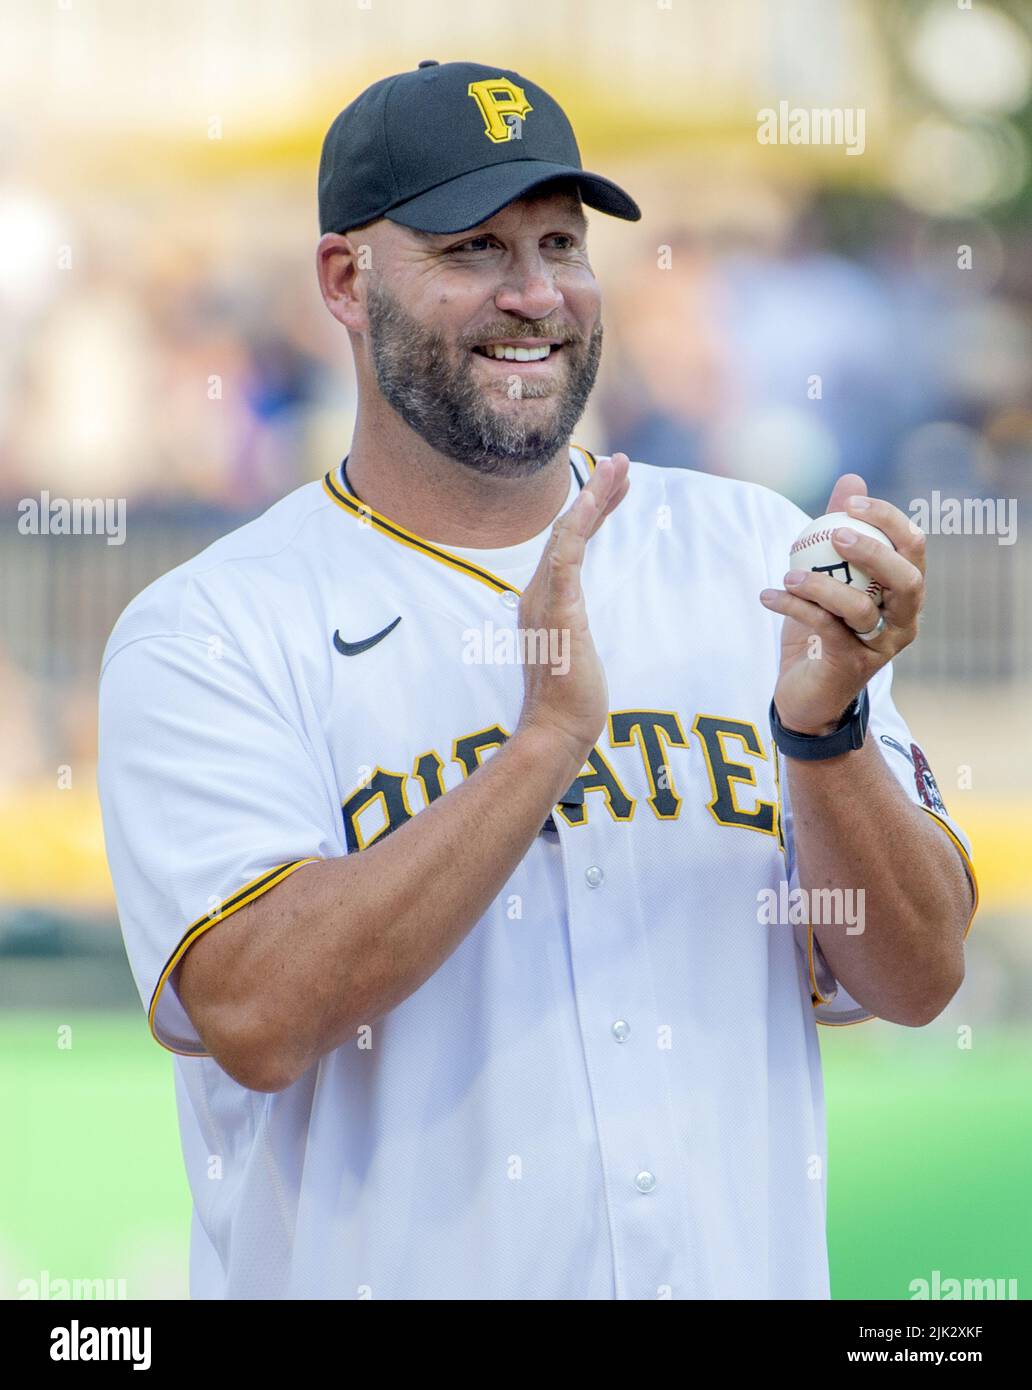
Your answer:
[769,688,870,762]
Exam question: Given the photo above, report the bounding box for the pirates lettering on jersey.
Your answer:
[341,768,420,852]
[412,749,446,805]
[341,708,786,853]
[771,744,787,853]
[608,710,689,820]
[554,744,635,826]
[454,725,508,777]
[690,714,780,838]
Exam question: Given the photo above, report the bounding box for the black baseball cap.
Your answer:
[318,60,641,236]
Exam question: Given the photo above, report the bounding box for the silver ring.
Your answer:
[854,615,886,643]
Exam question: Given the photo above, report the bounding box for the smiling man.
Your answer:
[361,194,600,477]
[97,61,977,1301]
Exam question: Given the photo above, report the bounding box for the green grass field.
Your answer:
[1,1012,1028,1300]
[821,1024,1031,1299]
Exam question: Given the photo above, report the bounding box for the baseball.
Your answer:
[789,511,894,606]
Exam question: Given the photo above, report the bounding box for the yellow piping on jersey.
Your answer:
[147,857,320,1057]
[807,927,835,1008]
[322,445,597,596]
[921,806,979,939]
[812,806,979,1027]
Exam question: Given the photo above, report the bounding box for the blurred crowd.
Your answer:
[0,179,1030,805]
[2,185,1028,520]
[600,195,1031,515]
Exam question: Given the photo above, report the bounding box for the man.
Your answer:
[98,61,977,1300]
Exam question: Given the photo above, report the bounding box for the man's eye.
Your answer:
[451,237,494,252]
[446,234,579,253]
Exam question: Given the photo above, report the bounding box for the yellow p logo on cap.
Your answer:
[467,78,533,143]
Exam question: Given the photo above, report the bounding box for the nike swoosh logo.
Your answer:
[333,616,402,656]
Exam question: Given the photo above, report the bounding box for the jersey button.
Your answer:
[499,589,519,609]
[635,1170,657,1194]
[611,1020,630,1043]
[584,865,604,888]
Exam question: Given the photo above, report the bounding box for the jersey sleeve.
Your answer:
[783,660,979,1027]
[98,628,340,1056]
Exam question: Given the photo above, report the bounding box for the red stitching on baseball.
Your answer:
[790,529,836,553]
[792,528,884,597]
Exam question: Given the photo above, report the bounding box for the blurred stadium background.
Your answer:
[1,0,1030,1300]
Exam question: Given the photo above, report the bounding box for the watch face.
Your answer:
[852,689,871,745]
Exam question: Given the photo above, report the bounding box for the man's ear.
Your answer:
[316,232,370,331]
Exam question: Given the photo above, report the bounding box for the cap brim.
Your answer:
[384,160,640,233]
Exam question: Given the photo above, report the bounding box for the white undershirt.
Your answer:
[437,468,579,590]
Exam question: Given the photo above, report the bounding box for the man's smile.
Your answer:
[470,338,567,376]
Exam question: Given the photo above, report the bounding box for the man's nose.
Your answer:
[493,258,564,320]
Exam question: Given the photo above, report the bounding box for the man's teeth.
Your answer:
[478,344,553,361]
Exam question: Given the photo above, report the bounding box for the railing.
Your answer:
[1,510,1029,686]
[0,508,240,684]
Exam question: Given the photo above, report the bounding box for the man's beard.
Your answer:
[365,280,602,477]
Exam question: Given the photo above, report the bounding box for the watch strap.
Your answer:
[769,687,870,762]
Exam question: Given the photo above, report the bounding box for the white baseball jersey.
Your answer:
[97,446,977,1300]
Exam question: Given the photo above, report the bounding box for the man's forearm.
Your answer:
[177,458,630,1092]
[178,726,584,1091]
[786,739,973,1026]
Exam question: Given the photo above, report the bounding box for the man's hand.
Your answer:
[515,452,630,774]
[760,472,926,736]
